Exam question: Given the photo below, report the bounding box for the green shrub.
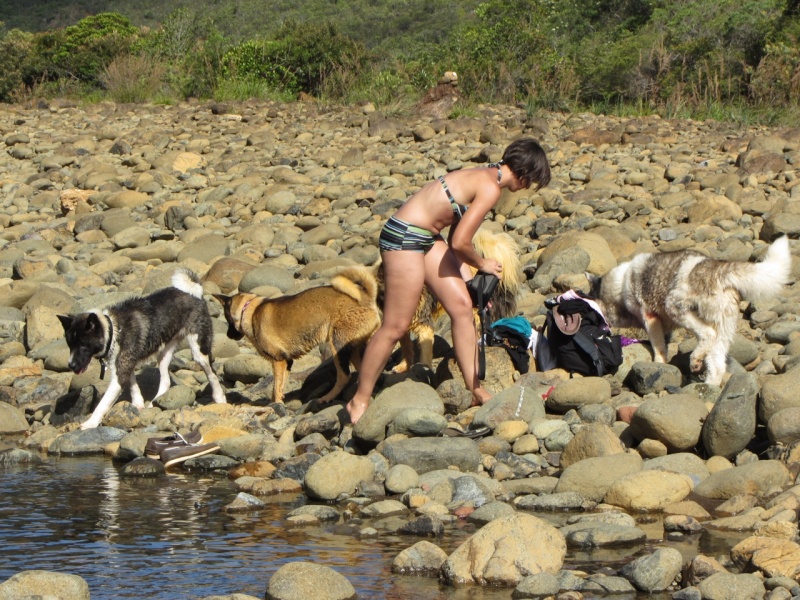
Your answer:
[57,13,139,82]
[0,26,33,102]
[214,76,295,102]
[4,12,140,100]
[749,39,800,105]
[441,0,574,104]
[221,21,368,97]
[100,53,167,103]
[136,8,229,100]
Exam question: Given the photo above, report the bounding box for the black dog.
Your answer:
[58,268,226,429]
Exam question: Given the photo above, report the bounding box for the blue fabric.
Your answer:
[490,316,533,338]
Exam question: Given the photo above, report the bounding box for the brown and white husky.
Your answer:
[588,237,792,385]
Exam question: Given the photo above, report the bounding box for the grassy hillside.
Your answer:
[2,0,796,126]
[0,0,481,51]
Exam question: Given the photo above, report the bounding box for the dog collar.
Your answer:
[239,299,253,328]
[98,315,114,379]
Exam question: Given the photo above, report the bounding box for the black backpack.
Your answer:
[535,292,623,376]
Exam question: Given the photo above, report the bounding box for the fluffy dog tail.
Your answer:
[331,265,379,306]
[727,236,792,303]
[472,228,522,319]
[171,267,203,298]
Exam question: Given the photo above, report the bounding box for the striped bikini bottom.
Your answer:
[378,216,441,254]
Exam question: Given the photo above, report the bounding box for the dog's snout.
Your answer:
[226,324,244,341]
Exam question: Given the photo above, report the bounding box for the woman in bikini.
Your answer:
[347,138,551,424]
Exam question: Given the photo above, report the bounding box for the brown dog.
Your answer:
[214,265,381,404]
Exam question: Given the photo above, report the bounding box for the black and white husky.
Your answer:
[588,237,792,386]
[58,268,227,430]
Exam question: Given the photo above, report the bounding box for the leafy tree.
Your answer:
[441,0,575,104]
[58,13,139,81]
[0,25,33,101]
[137,8,228,99]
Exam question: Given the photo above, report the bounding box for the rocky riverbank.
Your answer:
[0,97,799,600]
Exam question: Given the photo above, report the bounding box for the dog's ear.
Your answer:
[585,272,602,296]
[211,294,232,308]
[83,313,103,333]
[57,314,72,332]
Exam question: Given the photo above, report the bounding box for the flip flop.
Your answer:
[552,305,582,335]
[439,425,492,440]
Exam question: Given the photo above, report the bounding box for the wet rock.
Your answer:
[515,490,589,512]
[223,492,266,513]
[391,540,447,574]
[620,547,682,592]
[272,453,321,482]
[397,514,445,536]
[47,426,127,454]
[384,464,419,494]
[697,571,766,600]
[303,450,375,500]
[360,498,407,517]
[235,477,302,496]
[563,522,647,548]
[265,561,356,600]
[0,448,42,465]
[120,456,166,476]
[466,500,516,525]
[512,572,560,598]
[286,504,339,522]
[0,570,90,600]
[441,513,566,586]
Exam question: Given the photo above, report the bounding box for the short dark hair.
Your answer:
[502,138,551,191]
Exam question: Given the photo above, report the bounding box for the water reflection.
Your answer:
[0,454,747,600]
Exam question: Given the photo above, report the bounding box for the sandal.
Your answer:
[438,425,492,440]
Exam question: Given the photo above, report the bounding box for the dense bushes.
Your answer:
[222,22,368,96]
[0,1,798,124]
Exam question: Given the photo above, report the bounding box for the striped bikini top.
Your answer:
[438,162,503,224]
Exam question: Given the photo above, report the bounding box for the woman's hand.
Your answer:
[479,258,503,278]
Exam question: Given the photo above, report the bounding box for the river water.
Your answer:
[0,453,744,600]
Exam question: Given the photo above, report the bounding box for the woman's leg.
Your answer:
[347,250,426,423]
[424,241,492,405]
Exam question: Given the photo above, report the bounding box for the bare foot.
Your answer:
[346,399,370,424]
[470,388,492,407]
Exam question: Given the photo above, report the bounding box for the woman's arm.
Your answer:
[448,183,503,277]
